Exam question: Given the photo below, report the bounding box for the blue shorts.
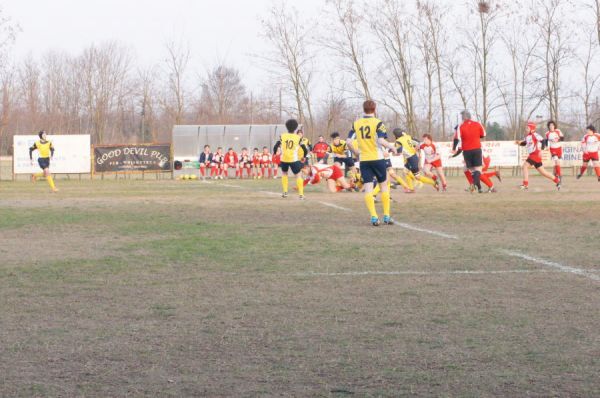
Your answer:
[360,159,387,184]
[38,157,50,170]
[405,154,420,174]
[385,159,392,169]
[334,157,355,168]
[280,161,303,175]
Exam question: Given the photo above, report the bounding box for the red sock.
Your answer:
[246,168,252,177]
[484,171,496,180]
[523,180,529,187]
[553,176,560,183]
[336,186,344,192]
[268,167,273,178]
[236,169,241,178]
[480,173,493,188]
[200,168,205,177]
[464,170,473,184]
[210,166,216,177]
[432,175,437,181]
[580,165,588,175]
[595,167,600,177]
[555,165,561,176]
[273,168,278,177]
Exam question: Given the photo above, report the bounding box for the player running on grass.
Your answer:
[29,130,58,193]
[461,154,501,192]
[347,100,397,226]
[393,129,438,191]
[452,110,486,193]
[516,122,561,190]
[420,134,447,191]
[273,119,308,199]
[576,125,600,181]
[300,163,354,192]
[545,120,564,181]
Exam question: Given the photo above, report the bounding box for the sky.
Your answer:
[2,0,324,90]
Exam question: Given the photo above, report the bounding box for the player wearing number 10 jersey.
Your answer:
[273,119,308,199]
[347,100,397,226]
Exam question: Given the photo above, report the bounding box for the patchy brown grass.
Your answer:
[0,176,599,397]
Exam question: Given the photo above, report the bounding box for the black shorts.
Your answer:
[463,148,483,169]
[280,161,303,175]
[334,157,355,168]
[38,157,50,170]
[360,159,387,184]
[526,158,543,169]
[385,159,392,169]
[405,154,420,174]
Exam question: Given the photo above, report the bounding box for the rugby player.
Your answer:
[545,121,564,181]
[199,145,213,179]
[273,119,308,199]
[516,122,561,190]
[211,147,225,179]
[312,135,330,164]
[576,125,600,181]
[29,130,58,193]
[223,147,239,179]
[238,148,252,179]
[329,132,355,174]
[301,163,354,192]
[259,146,272,179]
[420,134,447,191]
[394,129,438,191]
[452,110,486,193]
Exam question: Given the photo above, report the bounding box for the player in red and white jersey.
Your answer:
[238,148,252,179]
[271,147,282,178]
[516,122,561,190]
[251,148,261,179]
[259,146,272,179]
[223,147,239,179]
[211,147,225,179]
[300,163,354,192]
[545,120,564,181]
[577,125,600,181]
[420,134,447,191]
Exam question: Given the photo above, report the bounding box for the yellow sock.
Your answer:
[395,176,410,190]
[381,190,391,217]
[405,172,415,190]
[47,175,56,190]
[34,172,44,178]
[418,175,436,186]
[372,184,381,197]
[364,193,378,218]
[281,175,288,193]
[296,177,304,196]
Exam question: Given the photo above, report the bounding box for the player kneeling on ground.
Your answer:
[273,119,309,199]
[301,163,354,192]
[516,122,561,190]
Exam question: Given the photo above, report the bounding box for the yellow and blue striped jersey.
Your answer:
[33,140,53,158]
[329,140,348,156]
[349,116,387,161]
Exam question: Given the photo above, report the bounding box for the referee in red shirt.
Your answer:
[452,110,486,193]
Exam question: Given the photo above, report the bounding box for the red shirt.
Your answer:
[313,142,330,159]
[224,152,238,165]
[458,120,486,151]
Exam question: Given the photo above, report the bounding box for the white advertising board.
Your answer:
[13,135,91,174]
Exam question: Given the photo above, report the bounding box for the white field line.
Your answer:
[502,250,600,282]
[221,183,243,188]
[396,223,459,240]
[260,191,283,197]
[293,269,558,277]
[318,201,352,212]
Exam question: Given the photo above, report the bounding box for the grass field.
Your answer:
[1,175,599,397]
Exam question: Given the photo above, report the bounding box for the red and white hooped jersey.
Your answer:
[581,133,600,153]
[212,153,224,163]
[545,130,563,149]
[420,143,439,163]
[524,132,543,155]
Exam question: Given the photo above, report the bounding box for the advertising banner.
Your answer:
[94,144,171,173]
[13,135,91,174]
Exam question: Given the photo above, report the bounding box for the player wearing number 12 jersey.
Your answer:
[347,100,397,226]
[273,119,308,199]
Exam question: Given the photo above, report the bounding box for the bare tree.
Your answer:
[372,0,417,133]
[576,29,600,125]
[261,2,315,133]
[200,65,246,124]
[534,0,572,122]
[417,1,450,137]
[162,38,190,125]
[497,6,545,139]
[323,0,371,99]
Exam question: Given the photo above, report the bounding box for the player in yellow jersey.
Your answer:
[273,119,309,199]
[328,132,356,175]
[393,128,438,191]
[29,131,58,193]
[347,100,397,226]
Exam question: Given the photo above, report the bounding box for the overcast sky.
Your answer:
[2,0,323,90]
